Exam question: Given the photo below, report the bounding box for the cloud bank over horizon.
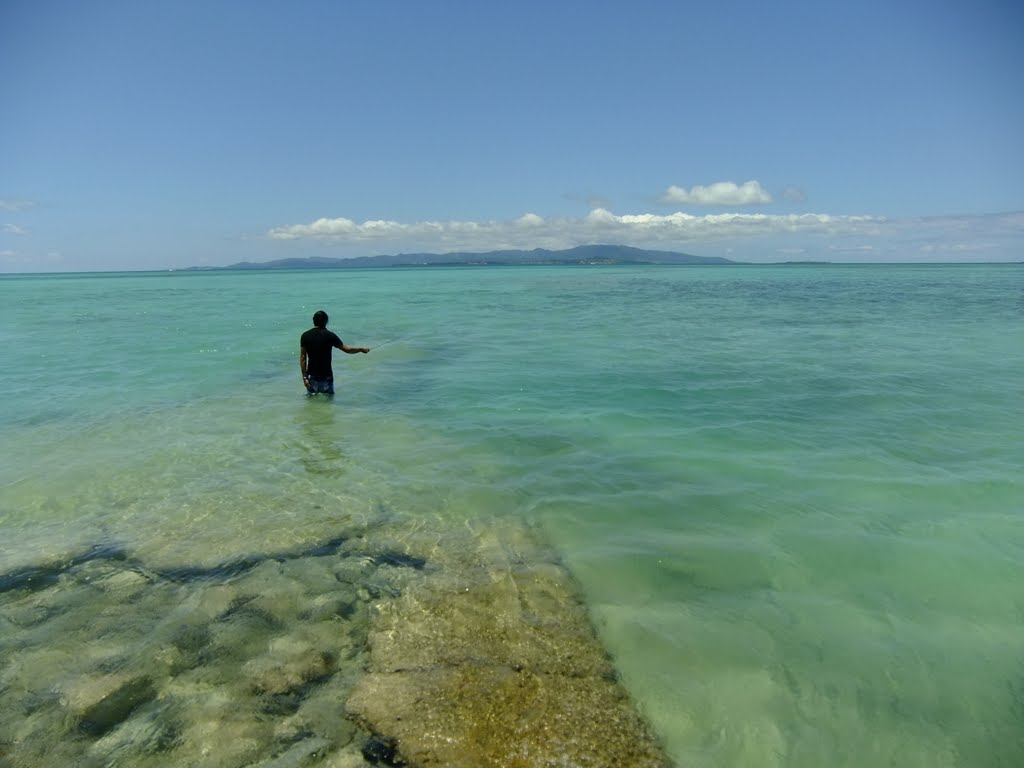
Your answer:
[258,177,1023,262]
[264,206,1024,261]
[267,208,883,248]
[4,179,1022,269]
[3,192,1021,270]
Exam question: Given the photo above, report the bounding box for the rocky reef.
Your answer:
[348,519,670,767]
[0,518,670,767]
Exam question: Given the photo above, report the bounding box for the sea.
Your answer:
[1,263,1022,767]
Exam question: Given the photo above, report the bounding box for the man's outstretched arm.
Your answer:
[338,341,369,354]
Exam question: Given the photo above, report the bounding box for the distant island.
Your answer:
[184,245,737,270]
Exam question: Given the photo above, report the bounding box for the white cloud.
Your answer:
[516,213,545,227]
[563,192,614,210]
[269,216,422,241]
[661,180,773,206]
[267,208,886,251]
[828,244,877,253]
[783,186,807,203]
[2,223,28,235]
[0,199,35,211]
[916,241,1002,255]
[0,249,62,267]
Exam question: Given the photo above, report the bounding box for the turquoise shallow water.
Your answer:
[2,264,1023,765]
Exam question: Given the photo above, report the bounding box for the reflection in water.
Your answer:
[296,398,348,478]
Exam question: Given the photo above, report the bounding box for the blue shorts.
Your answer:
[306,376,335,395]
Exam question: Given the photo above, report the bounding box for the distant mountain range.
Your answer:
[186,245,737,270]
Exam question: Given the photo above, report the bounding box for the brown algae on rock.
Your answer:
[347,519,671,767]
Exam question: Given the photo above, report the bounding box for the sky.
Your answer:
[2,0,1023,272]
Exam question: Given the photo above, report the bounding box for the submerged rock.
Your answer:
[3,518,665,767]
[346,520,670,768]
[59,672,157,736]
[173,710,271,768]
[243,635,335,695]
[86,700,183,762]
[351,667,664,767]
[361,733,404,765]
[249,736,331,768]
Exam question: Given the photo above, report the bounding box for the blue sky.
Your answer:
[2,0,1022,271]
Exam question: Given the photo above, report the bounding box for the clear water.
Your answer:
[2,264,1022,766]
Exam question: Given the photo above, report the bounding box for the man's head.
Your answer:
[312,310,329,328]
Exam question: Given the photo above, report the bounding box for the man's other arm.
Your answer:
[299,347,312,389]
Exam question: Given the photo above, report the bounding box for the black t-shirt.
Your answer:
[300,326,343,379]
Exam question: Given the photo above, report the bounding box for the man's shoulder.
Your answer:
[300,327,341,344]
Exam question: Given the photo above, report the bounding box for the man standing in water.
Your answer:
[299,310,369,396]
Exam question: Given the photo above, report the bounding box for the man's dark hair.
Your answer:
[312,310,328,328]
